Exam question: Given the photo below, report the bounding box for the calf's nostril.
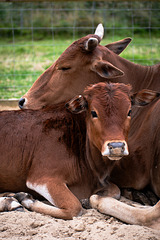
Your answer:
[18,98,25,109]
[108,145,113,150]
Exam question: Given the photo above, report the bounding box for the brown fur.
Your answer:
[42,106,87,168]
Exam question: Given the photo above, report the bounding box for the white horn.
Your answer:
[94,23,104,40]
[85,37,98,51]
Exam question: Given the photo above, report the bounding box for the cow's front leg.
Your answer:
[90,195,160,229]
[16,179,83,220]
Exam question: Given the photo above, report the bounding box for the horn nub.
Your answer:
[85,37,98,51]
[94,23,104,40]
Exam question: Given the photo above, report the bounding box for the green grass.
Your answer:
[0,35,159,99]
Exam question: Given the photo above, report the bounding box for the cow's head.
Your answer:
[19,24,131,110]
[66,82,159,160]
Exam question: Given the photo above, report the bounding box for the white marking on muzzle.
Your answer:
[23,98,28,109]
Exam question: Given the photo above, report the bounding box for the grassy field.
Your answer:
[0,34,159,99]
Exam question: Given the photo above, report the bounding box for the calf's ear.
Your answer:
[105,38,132,55]
[91,60,124,79]
[65,95,88,114]
[131,89,160,106]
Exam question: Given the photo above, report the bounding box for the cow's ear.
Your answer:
[131,89,160,106]
[105,38,132,55]
[65,95,88,114]
[92,60,124,79]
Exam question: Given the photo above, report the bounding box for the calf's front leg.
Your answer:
[16,179,82,220]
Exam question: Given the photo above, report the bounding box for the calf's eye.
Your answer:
[128,109,132,117]
[91,110,98,118]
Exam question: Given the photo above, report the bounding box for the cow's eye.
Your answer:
[59,67,71,71]
[128,109,132,117]
[91,110,98,118]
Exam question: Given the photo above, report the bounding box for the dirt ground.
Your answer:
[0,105,160,239]
[0,207,160,240]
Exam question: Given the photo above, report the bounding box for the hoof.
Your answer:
[14,192,35,210]
[0,197,23,212]
[14,192,34,203]
[89,195,100,209]
[80,198,91,209]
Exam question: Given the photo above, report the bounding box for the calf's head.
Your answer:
[19,24,131,110]
[66,82,159,160]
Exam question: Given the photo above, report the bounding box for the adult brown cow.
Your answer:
[1,82,160,228]
[18,24,160,202]
[19,24,160,110]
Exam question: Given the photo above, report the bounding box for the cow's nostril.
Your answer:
[19,98,25,109]
[108,145,113,150]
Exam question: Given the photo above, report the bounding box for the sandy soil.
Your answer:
[0,207,160,240]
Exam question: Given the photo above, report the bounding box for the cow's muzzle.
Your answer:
[101,141,129,160]
[19,97,27,109]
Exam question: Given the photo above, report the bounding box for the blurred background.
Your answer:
[0,1,159,100]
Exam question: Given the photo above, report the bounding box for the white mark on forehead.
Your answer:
[26,181,56,206]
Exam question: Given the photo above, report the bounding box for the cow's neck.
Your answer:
[113,56,160,91]
[86,136,115,186]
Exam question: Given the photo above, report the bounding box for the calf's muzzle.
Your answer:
[101,141,129,160]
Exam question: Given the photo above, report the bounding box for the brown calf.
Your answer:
[1,82,160,228]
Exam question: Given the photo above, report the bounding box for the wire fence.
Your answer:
[0,1,160,99]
